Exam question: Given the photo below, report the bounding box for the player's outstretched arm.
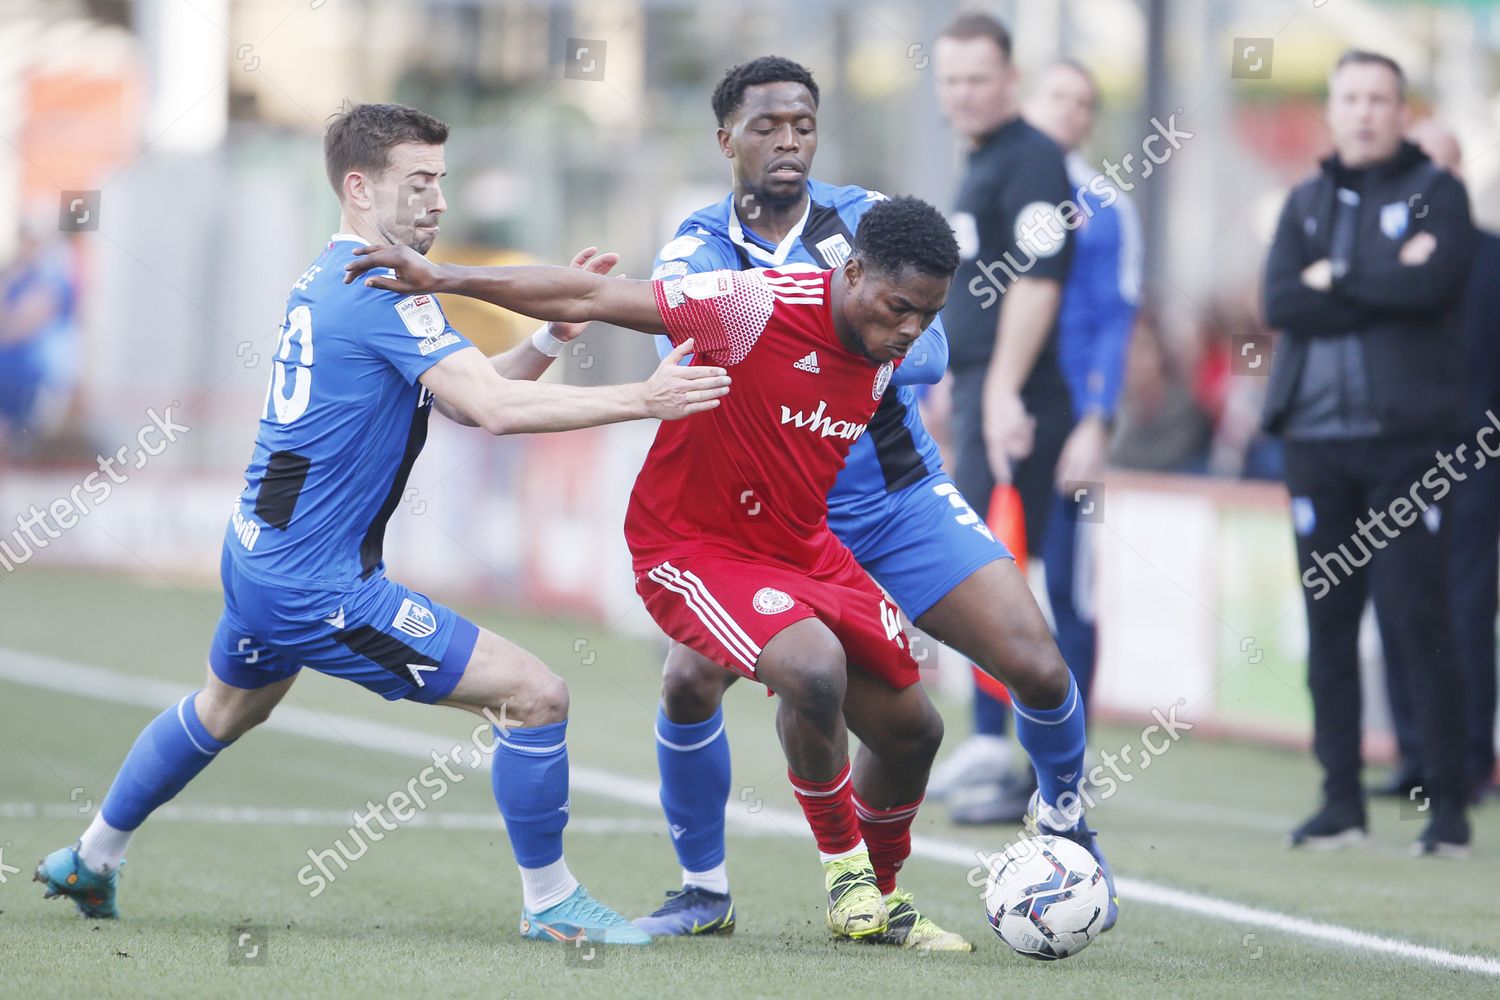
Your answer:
[486,247,620,383]
[420,338,729,436]
[344,244,666,333]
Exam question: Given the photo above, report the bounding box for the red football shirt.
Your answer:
[625,267,900,572]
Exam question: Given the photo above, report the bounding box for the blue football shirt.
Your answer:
[225,234,472,589]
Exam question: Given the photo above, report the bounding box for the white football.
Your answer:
[983,835,1109,960]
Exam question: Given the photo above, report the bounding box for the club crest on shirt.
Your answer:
[1380,201,1410,240]
[753,587,794,614]
[873,361,894,400]
[1291,496,1316,536]
[396,294,444,338]
[392,598,438,638]
[815,234,852,268]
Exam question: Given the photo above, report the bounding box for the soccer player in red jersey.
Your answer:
[347,196,963,941]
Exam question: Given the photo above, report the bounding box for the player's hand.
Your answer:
[344,243,447,293]
[982,381,1034,486]
[546,247,621,343]
[1300,258,1333,291]
[1399,231,1437,266]
[643,339,731,420]
[1054,414,1110,493]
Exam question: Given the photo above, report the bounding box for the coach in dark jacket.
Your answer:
[1261,50,1476,857]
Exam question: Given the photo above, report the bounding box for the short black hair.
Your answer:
[711,56,819,126]
[939,12,1013,62]
[324,101,449,197]
[1332,49,1406,100]
[852,196,960,279]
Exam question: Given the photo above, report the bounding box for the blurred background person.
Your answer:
[938,58,1144,825]
[1107,313,1215,474]
[1373,118,1500,807]
[1262,51,1475,856]
[0,218,82,461]
[926,14,1076,820]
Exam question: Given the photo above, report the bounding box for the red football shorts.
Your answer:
[635,545,919,691]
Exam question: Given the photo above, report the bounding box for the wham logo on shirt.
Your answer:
[779,400,868,441]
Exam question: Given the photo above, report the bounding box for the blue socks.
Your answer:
[100,693,231,831]
[491,721,570,869]
[1013,677,1087,812]
[655,704,730,876]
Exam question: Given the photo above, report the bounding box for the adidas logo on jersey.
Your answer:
[793,352,821,374]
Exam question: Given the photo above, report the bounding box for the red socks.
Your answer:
[789,762,863,858]
[853,793,922,895]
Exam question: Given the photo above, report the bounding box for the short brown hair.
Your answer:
[939,12,1013,62]
[1331,49,1406,100]
[323,101,449,197]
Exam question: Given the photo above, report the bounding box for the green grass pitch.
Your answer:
[1,568,1496,999]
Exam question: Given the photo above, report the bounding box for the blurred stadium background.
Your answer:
[7,0,1499,751]
[3,1,1500,995]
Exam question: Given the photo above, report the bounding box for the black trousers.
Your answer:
[1380,439,1500,786]
[949,363,1073,557]
[1283,436,1467,807]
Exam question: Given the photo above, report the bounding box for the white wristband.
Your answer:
[530,324,567,358]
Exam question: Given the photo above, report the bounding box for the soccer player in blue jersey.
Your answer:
[34,102,728,945]
[630,57,1117,946]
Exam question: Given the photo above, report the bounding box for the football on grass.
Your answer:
[984,835,1109,959]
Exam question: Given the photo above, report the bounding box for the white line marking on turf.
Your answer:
[2,648,1497,978]
[0,801,668,835]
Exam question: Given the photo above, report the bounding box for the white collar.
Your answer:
[727,197,811,267]
[329,232,370,245]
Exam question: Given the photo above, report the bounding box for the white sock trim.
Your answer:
[1037,794,1084,831]
[682,862,729,895]
[654,718,727,753]
[519,857,580,913]
[77,813,133,875]
[818,840,868,865]
[1012,683,1080,727]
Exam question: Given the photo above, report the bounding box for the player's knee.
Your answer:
[1006,641,1071,710]
[504,670,569,727]
[661,651,728,724]
[863,699,945,767]
[765,630,846,721]
[196,687,273,742]
[913,706,945,766]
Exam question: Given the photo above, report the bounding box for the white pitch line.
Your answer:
[2,648,1497,978]
[0,801,669,836]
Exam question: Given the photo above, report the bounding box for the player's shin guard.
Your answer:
[492,721,579,911]
[84,693,233,873]
[655,704,731,891]
[789,761,864,860]
[852,793,922,895]
[1013,676,1087,822]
